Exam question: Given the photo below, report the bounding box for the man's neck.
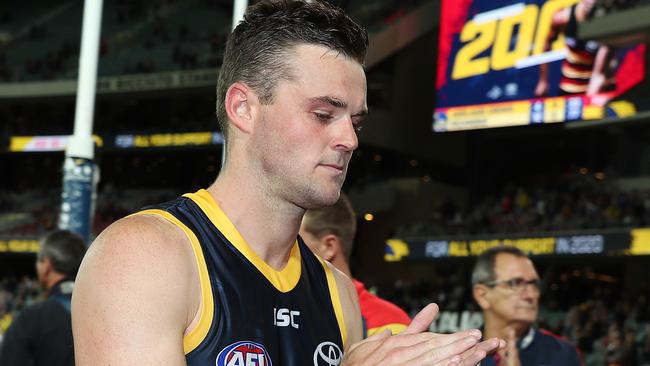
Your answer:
[482,315,531,341]
[45,273,66,291]
[207,169,304,271]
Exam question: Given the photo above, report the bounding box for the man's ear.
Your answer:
[473,284,491,310]
[319,234,342,262]
[224,82,258,134]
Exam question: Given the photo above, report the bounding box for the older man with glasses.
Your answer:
[471,246,582,366]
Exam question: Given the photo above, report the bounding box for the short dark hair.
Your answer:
[471,246,528,286]
[38,230,87,278]
[302,193,357,259]
[216,0,368,142]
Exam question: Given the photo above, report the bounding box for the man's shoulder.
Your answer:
[77,213,198,297]
[535,328,572,345]
[93,213,191,258]
[532,328,581,360]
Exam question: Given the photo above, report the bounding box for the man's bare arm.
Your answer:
[329,263,363,349]
[72,215,199,365]
[587,45,611,95]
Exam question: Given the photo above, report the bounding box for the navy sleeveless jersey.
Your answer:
[136,189,346,366]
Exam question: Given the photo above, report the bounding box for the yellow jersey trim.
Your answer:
[317,257,347,346]
[367,323,408,337]
[184,189,302,293]
[133,209,215,355]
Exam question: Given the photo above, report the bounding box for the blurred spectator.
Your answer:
[0,230,86,366]
[471,246,582,365]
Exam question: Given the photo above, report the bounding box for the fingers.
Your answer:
[386,329,483,350]
[400,333,481,366]
[459,338,502,366]
[404,303,439,334]
[504,327,519,366]
[344,330,484,365]
[346,329,391,353]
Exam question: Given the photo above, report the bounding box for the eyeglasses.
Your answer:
[483,278,541,293]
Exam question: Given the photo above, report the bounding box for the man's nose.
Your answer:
[334,116,358,152]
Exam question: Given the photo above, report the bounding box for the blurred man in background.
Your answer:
[300,193,411,337]
[472,246,582,365]
[0,230,86,366]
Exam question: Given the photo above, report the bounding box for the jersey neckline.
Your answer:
[184,189,302,293]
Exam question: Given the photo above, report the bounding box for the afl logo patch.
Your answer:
[216,341,272,366]
[313,341,342,366]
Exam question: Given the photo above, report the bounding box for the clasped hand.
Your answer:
[342,304,505,366]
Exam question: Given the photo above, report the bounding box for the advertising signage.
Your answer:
[385,228,650,261]
[434,0,646,132]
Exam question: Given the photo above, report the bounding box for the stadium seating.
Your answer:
[0,0,428,82]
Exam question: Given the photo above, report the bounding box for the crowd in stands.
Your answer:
[2,160,650,240]
[0,186,179,238]
[398,168,650,238]
[0,0,427,82]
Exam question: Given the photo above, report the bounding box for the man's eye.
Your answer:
[314,112,331,121]
[353,124,364,132]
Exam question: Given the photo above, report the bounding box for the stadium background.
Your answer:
[1,0,650,364]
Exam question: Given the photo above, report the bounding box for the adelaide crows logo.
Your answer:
[216,341,272,366]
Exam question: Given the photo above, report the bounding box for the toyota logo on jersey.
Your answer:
[313,341,342,366]
[216,341,272,366]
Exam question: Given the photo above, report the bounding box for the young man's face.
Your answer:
[251,44,367,209]
[483,253,540,326]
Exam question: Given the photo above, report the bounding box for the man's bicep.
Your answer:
[72,217,194,365]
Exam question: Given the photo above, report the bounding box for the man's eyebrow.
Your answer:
[309,96,347,109]
[309,96,368,117]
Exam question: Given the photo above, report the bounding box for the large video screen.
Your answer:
[434,0,646,132]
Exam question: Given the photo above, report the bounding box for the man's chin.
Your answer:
[310,191,340,208]
[511,314,537,326]
[295,187,341,210]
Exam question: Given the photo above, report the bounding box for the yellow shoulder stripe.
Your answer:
[132,209,214,354]
[316,257,347,346]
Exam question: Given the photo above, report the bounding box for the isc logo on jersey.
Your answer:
[216,341,272,366]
